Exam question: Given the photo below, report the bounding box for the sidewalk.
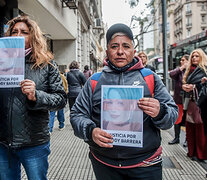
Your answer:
[21,110,207,180]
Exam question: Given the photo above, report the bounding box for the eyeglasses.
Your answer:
[139,56,146,58]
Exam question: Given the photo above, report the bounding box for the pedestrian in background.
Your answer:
[182,48,207,162]
[70,23,178,180]
[66,61,86,110]
[49,71,68,132]
[137,51,156,72]
[64,68,69,78]
[168,54,189,145]
[83,65,93,79]
[0,16,67,180]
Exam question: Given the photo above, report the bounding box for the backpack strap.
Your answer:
[91,72,102,93]
[91,69,154,97]
[140,68,154,97]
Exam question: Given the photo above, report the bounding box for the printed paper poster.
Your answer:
[101,85,144,147]
[0,37,25,88]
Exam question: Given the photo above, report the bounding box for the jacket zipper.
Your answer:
[118,72,124,85]
[7,88,15,168]
[8,88,14,147]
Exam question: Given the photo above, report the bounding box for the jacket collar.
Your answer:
[103,56,144,73]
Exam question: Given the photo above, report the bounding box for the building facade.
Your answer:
[153,0,162,57]
[152,0,207,69]
[0,0,105,72]
[167,0,207,68]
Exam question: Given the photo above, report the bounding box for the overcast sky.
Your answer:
[101,0,153,49]
[102,0,134,27]
[102,0,151,30]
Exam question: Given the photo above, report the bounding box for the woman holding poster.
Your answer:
[70,23,178,180]
[0,16,67,180]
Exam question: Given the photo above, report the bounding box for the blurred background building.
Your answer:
[1,0,207,73]
[152,0,207,69]
[0,0,106,72]
[167,0,207,69]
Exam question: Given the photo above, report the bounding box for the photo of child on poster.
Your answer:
[0,37,25,88]
[0,47,24,75]
[101,85,144,147]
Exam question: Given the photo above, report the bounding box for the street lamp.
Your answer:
[162,0,169,90]
[61,0,78,9]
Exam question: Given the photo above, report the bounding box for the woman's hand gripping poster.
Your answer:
[101,85,144,147]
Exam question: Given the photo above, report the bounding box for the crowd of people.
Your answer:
[137,46,207,163]
[0,15,207,180]
[182,49,207,162]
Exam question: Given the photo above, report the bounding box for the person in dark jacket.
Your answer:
[137,51,156,72]
[199,76,207,135]
[168,54,189,145]
[0,16,67,180]
[83,65,92,79]
[66,61,86,110]
[70,23,178,180]
[49,72,68,132]
[182,48,207,161]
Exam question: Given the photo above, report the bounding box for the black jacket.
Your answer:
[145,64,156,72]
[187,66,207,134]
[0,54,67,148]
[66,69,86,98]
[70,58,178,166]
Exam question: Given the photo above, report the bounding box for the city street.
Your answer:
[1,1,207,180]
[21,108,207,180]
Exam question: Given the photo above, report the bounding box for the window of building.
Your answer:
[201,15,206,23]
[187,29,191,38]
[186,3,191,13]
[186,16,192,25]
[201,2,206,10]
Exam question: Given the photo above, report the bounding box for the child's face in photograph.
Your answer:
[104,89,129,124]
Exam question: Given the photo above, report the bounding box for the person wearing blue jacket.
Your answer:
[70,23,178,180]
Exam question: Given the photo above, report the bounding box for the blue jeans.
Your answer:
[0,142,50,180]
[49,109,65,132]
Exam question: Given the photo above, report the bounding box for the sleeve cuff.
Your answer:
[86,124,96,141]
[153,103,166,120]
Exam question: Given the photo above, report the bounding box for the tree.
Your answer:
[127,0,157,50]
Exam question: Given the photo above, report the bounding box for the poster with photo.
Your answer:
[0,37,25,88]
[101,85,144,147]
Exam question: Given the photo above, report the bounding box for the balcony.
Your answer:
[201,10,207,15]
[61,0,78,9]
[201,22,207,28]
[174,27,183,35]
[174,15,182,23]
[185,10,192,16]
[174,4,183,14]
[186,23,192,28]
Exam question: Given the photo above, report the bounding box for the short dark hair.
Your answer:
[84,65,89,71]
[69,61,79,69]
